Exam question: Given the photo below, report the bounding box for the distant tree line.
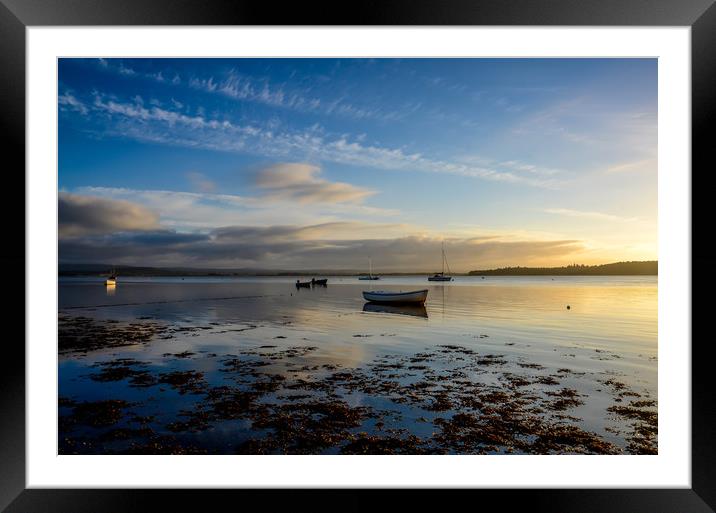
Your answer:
[468,261,657,276]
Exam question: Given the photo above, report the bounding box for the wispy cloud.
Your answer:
[92,93,253,133]
[512,97,656,155]
[58,91,88,115]
[605,158,656,174]
[191,70,406,121]
[499,160,562,177]
[543,208,639,223]
[92,59,405,122]
[67,91,560,188]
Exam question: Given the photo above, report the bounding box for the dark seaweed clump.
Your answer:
[59,315,169,353]
[59,399,132,430]
[607,400,658,454]
[89,358,158,387]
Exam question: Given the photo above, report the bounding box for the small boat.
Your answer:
[362,289,428,305]
[363,302,428,318]
[295,280,311,288]
[358,258,380,280]
[312,278,328,286]
[428,242,453,281]
[105,268,117,286]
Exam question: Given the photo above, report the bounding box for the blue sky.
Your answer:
[58,58,657,270]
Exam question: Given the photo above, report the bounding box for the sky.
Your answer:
[58,58,657,271]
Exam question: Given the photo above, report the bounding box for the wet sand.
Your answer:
[58,276,657,455]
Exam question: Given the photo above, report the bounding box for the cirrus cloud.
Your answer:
[62,91,561,188]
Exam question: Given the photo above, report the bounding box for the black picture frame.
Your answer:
[2,1,713,511]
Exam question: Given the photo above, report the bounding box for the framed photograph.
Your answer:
[4,0,712,511]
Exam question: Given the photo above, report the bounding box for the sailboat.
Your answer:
[428,242,453,281]
[358,258,380,280]
[105,267,117,286]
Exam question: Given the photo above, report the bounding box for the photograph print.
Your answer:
[58,58,657,455]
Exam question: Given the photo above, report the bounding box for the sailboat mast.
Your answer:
[441,241,445,274]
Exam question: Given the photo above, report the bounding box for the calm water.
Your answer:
[58,275,657,454]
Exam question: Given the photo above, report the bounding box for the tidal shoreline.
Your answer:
[58,313,657,455]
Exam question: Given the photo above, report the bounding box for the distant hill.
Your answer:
[58,263,366,277]
[468,261,657,276]
[59,260,658,277]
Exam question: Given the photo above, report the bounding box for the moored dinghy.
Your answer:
[362,289,428,305]
[105,267,117,286]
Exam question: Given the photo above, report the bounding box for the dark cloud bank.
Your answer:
[59,192,583,271]
[59,192,160,237]
[60,226,582,273]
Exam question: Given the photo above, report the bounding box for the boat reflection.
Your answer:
[105,283,116,296]
[362,302,428,318]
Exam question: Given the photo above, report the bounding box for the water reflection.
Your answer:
[105,284,116,296]
[363,302,428,318]
[58,275,658,455]
[60,276,657,355]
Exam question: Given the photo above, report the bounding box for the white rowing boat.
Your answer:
[362,289,428,304]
